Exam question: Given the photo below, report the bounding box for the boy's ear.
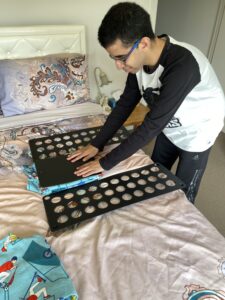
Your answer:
[139,37,151,50]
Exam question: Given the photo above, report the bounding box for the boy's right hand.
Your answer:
[67,144,99,163]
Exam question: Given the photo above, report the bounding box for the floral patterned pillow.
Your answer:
[0,53,90,116]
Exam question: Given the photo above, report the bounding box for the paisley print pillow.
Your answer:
[0,53,90,116]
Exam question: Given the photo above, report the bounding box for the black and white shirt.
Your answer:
[92,35,225,170]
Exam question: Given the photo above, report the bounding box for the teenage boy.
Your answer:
[68,2,225,203]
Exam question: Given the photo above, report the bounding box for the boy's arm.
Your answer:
[91,73,141,150]
[99,53,201,170]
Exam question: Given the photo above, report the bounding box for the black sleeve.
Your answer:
[91,73,141,150]
[99,50,201,170]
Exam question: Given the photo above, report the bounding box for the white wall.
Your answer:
[155,0,225,132]
[155,0,221,57]
[0,0,158,100]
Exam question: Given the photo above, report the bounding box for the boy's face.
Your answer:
[106,39,145,74]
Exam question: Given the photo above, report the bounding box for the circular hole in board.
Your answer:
[105,189,114,196]
[85,206,96,214]
[131,172,140,178]
[141,169,150,175]
[71,210,82,218]
[44,139,52,144]
[93,193,103,200]
[122,193,132,201]
[144,187,155,194]
[59,149,68,155]
[98,201,108,209]
[49,152,57,158]
[37,147,45,153]
[63,135,70,140]
[165,180,176,187]
[137,179,147,185]
[76,189,86,196]
[57,215,69,224]
[99,182,109,188]
[127,182,136,189]
[147,176,157,182]
[54,205,65,213]
[88,186,97,192]
[158,173,167,179]
[35,141,42,146]
[56,143,64,149]
[47,145,54,150]
[66,141,73,146]
[84,137,91,142]
[116,185,125,192]
[80,197,90,204]
[80,131,87,136]
[54,137,61,142]
[150,166,160,172]
[110,197,121,205]
[155,183,166,190]
[74,139,82,144]
[134,190,144,197]
[51,196,62,204]
[67,201,78,209]
[110,178,119,185]
[121,175,130,181]
[64,193,74,200]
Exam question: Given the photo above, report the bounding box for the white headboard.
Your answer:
[0,25,86,60]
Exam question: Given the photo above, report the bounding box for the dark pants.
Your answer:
[151,133,211,204]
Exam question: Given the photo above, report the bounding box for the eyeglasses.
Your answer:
[110,39,141,63]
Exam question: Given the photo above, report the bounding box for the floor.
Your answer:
[142,132,225,237]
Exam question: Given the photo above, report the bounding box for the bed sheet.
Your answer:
[0,115,225,299]
[0,110,106,176]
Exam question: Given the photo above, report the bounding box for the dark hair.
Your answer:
[11,256,17,261]
[98,2,155,48]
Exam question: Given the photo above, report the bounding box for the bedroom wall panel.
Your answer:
[0,0,158,100]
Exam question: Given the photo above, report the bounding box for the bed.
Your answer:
[0,25,225,300]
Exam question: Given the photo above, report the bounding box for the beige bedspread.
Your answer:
[1,118,225,299]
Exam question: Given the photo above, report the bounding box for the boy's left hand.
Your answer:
[74,159,104,177]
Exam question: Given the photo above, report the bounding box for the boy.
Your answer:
[68,2,225,203]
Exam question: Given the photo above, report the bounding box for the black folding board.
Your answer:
[42,163,186,231]
[29,126,129,187]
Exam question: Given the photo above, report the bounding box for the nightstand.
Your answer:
[124,103,149,128]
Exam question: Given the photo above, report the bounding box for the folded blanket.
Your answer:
[23,164,100,195]
[0,234,78,299]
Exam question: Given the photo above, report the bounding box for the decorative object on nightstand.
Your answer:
[94,67,112,102]
[94,67,112,114]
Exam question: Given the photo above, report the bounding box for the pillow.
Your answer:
[0,53,90,116]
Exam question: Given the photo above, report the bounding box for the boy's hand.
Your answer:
[67,144,99,163]
[74,159,104,177]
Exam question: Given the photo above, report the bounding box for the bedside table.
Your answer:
[124,103,149,128]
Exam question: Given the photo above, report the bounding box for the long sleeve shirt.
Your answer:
[91,35,225,170]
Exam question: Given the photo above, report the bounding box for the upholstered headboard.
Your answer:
[0,24,86,59]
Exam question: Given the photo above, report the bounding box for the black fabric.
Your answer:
[151,132,211,203]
